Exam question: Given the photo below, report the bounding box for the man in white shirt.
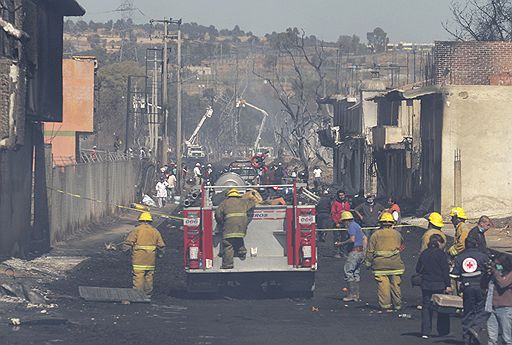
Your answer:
[313,166,322,190]
[155,179,168,208]
[193,163,202,186]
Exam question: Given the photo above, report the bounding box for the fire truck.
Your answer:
[183,182,317,296]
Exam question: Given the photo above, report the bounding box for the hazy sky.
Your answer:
[76,0,453,43]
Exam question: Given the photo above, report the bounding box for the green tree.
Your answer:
[367,27,389,53]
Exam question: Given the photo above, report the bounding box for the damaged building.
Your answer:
[318,72,386,196]
[370,41,512,217]
[0,0,85,257]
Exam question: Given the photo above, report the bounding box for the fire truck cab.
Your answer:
[183,183,317,296]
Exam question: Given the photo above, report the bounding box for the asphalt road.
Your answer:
[2,219,463,345]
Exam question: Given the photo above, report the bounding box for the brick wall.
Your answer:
[434,41,512,85]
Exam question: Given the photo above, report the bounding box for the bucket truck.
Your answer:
[184,106,214,159]
[235,99,273,156]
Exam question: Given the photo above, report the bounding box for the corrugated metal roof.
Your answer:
[366,86,442,102]
[318,95,357,104]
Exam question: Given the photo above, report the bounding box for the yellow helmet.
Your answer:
[428,212,444,228]
[226,188,241,197]
[340,211,354,221]
[138,212,153,222]
[449,207,467,220]
[379,212,395,223]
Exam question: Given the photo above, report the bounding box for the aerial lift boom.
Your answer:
[185,106,214,147]
[235,99,269,151]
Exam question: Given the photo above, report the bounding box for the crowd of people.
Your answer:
[152,162,178,208]
[138,155,512,344]
[315,189,511,344]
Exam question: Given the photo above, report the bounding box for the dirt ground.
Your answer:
[5,211,512,344]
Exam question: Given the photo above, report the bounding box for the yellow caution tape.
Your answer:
[317,224,415,231]
[46,187,185,221]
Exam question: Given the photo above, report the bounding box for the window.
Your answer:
[377,100,399,126]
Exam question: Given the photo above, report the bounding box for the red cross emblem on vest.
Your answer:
[462,257,478,273]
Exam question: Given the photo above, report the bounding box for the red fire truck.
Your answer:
[183,182,317,296]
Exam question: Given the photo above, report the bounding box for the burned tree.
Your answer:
[254,28,327,170]
[444,0,512,40]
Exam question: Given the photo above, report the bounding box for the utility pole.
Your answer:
[149,18,182,191]
[150,18,172,164]
[176,21,183,194]
[125,76,132,152]
[234,52,239,145]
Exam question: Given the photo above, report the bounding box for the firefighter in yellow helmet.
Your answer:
[122,212,166,296]
[447,207,470,257]
[420,212,447,253]
[215,188,256,269]
[365,212,405,311]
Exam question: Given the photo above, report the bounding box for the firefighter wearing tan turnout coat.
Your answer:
[215,188,256,269]
[123,212,166,295]
[365,212,405,311]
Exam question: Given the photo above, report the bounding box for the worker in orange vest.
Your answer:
[123,212,166,296]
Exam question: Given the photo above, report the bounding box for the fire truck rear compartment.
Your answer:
[185,205,316,295]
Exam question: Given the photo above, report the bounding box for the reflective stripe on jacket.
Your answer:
[215,197,256,239]
[448,222,470,257]
[365,226,405,276]
[123,223,166,270]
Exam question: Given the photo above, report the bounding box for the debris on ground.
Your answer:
[1,256,88,278]
[142,194,157,207]
[0,282,57,308]
[9,318,21,326]
[311,306,319,312]
[0,295,25,304]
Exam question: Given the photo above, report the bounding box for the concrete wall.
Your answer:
[47,159,140,244]
[440,85,512,217]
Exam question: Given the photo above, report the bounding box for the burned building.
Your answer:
[319,74,386,196]
[370,41,512,217]
[0,0,85,257]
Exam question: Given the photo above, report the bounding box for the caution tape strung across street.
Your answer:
[317,224,415,232]
[46,187,185,221]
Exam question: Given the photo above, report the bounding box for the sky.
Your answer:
[76,0,453,43]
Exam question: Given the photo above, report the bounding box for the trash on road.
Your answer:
[311,306,319,312]
[9,318,21,326]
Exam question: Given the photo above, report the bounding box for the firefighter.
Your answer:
[450,236,490,345]
[365,212,405,311]
[420,212,447,253]
[215,188,256,269]
[448,207,470,257]
[122,212,166,296]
